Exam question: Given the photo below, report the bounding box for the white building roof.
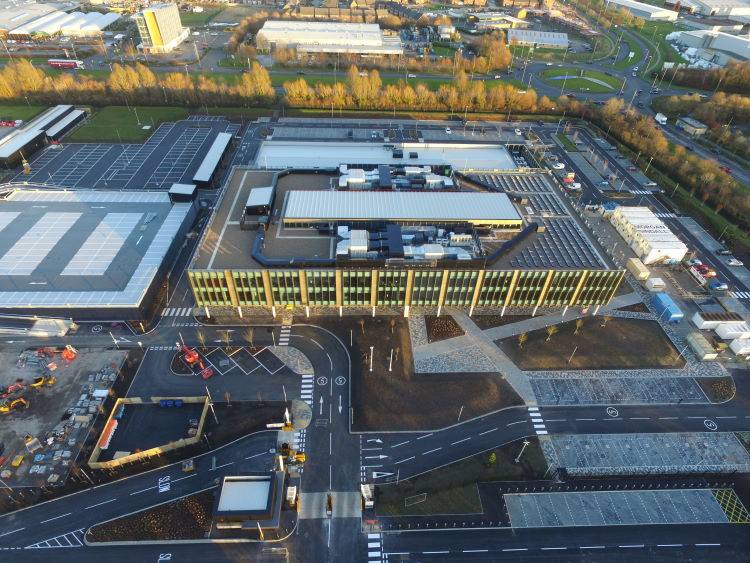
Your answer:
[258,20,403,55]
[246,186,274,208]
[193,132,232,183]
[507,29,569,46]
[45,109,84,138]
[283,191,522,223]
[605,0,679,16]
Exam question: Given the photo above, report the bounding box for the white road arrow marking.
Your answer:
[367,439,383,444]
[372,471,394,478]
[338,395,342,414]
[365,455,388,460]
[319,396,323,416]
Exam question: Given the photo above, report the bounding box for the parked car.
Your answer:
[728,258,744,267]
[716,247,732,255]
[685,258,702,267]
[708,280,729,291]
[551,162,565,170]
[407,73,416,78]
[445,127,452,134]
[514,128,523,136]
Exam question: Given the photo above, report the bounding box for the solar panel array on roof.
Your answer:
[282,190,522,223]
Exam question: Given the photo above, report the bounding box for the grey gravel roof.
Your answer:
[283,190,521,222]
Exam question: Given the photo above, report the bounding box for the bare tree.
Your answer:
[224,391,231,406]
[600,315,612,328]
[359,319,365,335]
[518,332,528,349]
[545,325,559,342]
[389,318,396,334]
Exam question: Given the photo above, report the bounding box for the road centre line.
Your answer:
[502,548,528,552]
[507,420,526,426]
[422,551,449,554]
[463,549,488,553]
[544,419,566,422]
[40,512,72,524]
[451,437,471,445]
[541,547,566,550]
[391,440,410,448]
[687,416,707,419]
[581,546,605,549]
[84,498,117,510]
[629,417,650,420]
[130,485,156,495]
[478,427,498,435]
[695,543,720,546]
[575,418,595,421]
[172,473,198,484]
[716,416,736,419]
[657,544,683,547]
[619,545,644,548]
[395,456,416,465]
[245,452,266,460]
[416,433,433,440]
[423,448,442,455]
[659,417,678,420]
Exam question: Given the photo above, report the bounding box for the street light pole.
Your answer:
[515,439,531,463]
[369,346,374,372]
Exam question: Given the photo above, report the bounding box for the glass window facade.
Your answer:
[306,270,337,306]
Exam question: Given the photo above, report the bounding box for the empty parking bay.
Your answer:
[505,490,729,528]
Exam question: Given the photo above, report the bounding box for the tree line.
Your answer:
[585,97,747,229]
[0,59,274,107]
[284,66,546,113]
[661,61,750,95]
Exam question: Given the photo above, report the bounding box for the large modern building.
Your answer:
[609,206,688,265]
[134,3,189,54]
[187,135,623,318]
[688,0,750,16]
[0,188,196,320]
[0,1,119,38]
[507,29,569,49]
[255,20,404,55]
[605,0,679,21]
[675,29,750,61]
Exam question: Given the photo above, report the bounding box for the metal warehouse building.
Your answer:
[605,0,679,20]
[282,191,523,229]
[507,29,569,49]
[256,20,403,55]
[609,206,688,265]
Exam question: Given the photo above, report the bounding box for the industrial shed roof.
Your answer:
[282,190,521,223]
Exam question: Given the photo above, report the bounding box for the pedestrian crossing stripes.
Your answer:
[151,345,178,351]
[367,533,382,562]
[655,212,677,219]
[732,291,750,299]
[630,190,652,195]
[529,407,547,435]
[278,325,291,346]
[162,307,194,317]
[26,529,85,549]
[301,374,314,406]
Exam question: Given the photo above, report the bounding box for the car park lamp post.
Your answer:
[515,440,531,463]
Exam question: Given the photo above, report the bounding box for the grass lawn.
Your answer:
[614,32,644,71]
[432,44,457,57]
[276,72,526,91]
[499,317,686,370]
[180,8,221,27]
[0,104,46,121]
[376,439,548,516]
[556,133,579,152]
[302,316,523,431]
[541,68,622,92]
[67,106,189,142]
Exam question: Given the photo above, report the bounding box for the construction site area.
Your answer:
[0,347,127,487]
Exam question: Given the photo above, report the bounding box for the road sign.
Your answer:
[704,419,718,431]
[606,407,619,418]
[335,376,346,386]
[317,376,328,386]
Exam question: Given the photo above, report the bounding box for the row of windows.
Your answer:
[189,269,623,308]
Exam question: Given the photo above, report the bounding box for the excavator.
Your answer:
[30,376,56,389]
[181,345,214,379]
[0,397,29,414]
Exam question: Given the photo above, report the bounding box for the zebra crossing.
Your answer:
[301,374,314,406]
[731,291,750,299]
[162,307,194,317]
[151,345,178,351]
[630,189,653,195]
[655,212,678,219]
[279,324,291,346]
[26,529,85,549]
[367,533,383,562]
[529,407,547,435]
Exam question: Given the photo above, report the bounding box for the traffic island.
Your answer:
[308,315,522,431]
[498,317,686,371]
[696,376,736,403]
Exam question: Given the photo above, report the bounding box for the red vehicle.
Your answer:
[0,120,21,128]
[47,59,84,70]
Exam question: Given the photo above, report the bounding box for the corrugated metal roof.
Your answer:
[45,109,84,138]
[193,132,232,183]
[283,191,521,222]
[246,186,274,208]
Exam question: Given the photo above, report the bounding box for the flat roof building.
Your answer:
[689,0,750,16]
[0,188,195,320]
[507,29,569,49]
[605,0,679,20]
[676,116,709,135]
[0,105,79,168]
[135,3,189,54]
[256,20,403,55]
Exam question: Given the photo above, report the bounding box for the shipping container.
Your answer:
[651,292,683,323]
[645,277,665,292]
[626,257,649,281]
